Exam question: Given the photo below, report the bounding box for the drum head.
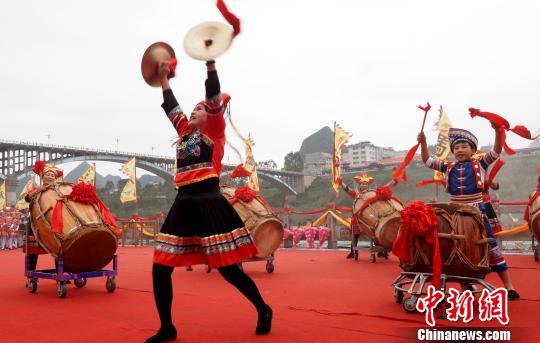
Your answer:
[183,21,233,61]
[251,219,283,258]
[62,228,117,273]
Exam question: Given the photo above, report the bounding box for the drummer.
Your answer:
[337,173,374,258]
[24,161,63,271]
[418,127,520,300]
[146,60,272,343]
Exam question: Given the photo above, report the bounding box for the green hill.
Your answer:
[288,153,539,211]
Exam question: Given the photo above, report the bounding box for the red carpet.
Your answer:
[1,247,539,342]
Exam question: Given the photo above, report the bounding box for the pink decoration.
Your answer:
[317,226,331,249]
[292,226,305,248]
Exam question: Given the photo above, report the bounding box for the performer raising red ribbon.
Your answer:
[146,60,272,343]
[417,123,520,300]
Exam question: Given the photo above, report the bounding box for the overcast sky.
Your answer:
[1,0,539,176]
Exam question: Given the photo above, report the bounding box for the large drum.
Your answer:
[30,183,118,273]
[528,191,540,242]
[221,186,283,257]
[353,190,403,249]
[400,203,491,279]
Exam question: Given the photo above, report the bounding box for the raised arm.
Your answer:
[159,62,187,135]
[417,132,430,164]
[418,132,448,173]
[204,60,223,113]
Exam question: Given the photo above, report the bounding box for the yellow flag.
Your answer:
[244,135,260,191]
[332,122,352,193]
[433,106,452,181]
[78,163,96,186]
[15,178,33,210]
[0,181,6,209]
[120,180,137,204]
[119,158,137,203]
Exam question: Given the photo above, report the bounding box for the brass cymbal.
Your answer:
[141,42,176,87]
[183,21,233,61]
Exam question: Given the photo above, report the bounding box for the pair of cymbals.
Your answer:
[141,21,233,87]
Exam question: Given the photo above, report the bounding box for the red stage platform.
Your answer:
[1,247,539,342]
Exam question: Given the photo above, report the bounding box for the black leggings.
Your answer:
[152,263,266,328]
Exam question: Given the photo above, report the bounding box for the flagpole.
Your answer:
[134,158,138,216]
[93,162,97,187]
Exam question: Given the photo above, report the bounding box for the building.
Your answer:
[342,141,397,169]
[303,152,332,175]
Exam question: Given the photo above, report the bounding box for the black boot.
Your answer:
[508,289,520,301]
[256,304,273,335]
[145,326,177,343]
[346,251,354,259]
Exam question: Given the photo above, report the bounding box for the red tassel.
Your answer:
[33,160,46,175]
[217,0,241,37]
[168,58,177,78]
[392,144,419,185]
[51,200,64,233]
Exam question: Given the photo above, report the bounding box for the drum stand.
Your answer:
[352,238,389,263]
[205,254,276,274]
[392,272,496,314]
[24,227,118,298]
[532,234,540,262]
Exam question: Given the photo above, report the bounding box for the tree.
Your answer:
[284,152,304,172]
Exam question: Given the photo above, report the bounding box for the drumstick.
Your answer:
[418,102,431,132]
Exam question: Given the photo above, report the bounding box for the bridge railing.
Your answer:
[0,138,174,161]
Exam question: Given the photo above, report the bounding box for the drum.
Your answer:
[352,190,403,249]
[400,203,491,279]
[221,186,283,257]
[30,183,118,273]
[528,191,540,242]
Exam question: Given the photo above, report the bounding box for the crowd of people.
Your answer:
[0,207,29,251]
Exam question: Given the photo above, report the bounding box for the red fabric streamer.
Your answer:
[469,108,510,129]
[392,144,419,185]
[168,58,177,78]
[97,199,120,233]
[392,201,441,288]
[469,107,537,155]
[500,130,516,155]
[216,0,241,37]
[486,159,505,187]
[51,200,65,233]
[416,179,446,187]
[230,164,252,178]
[510,125,537,140]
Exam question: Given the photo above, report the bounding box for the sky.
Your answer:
[1,0,539,176]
